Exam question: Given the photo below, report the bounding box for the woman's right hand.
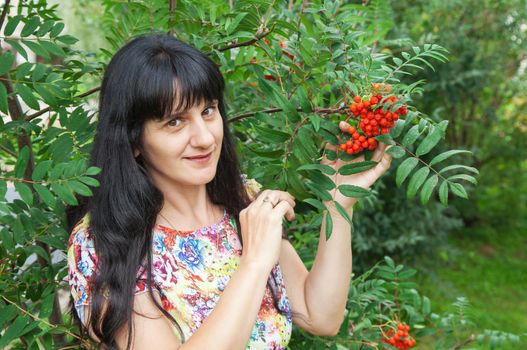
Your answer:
[239,189,296,272]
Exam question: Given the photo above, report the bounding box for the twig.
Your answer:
[24,86,100,122]
[168,0,177,36]
[452,334,476,349]
[0,144,17,157]
[217,26,274,52]
[228,106,349,124]
[0,0,10,33]
[1,295,83,341]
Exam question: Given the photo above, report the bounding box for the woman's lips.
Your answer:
[185,152,212,163]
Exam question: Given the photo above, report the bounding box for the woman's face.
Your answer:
[138,98,224,189]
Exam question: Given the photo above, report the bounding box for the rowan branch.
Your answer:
[227,106,349,123]
[24,86,100,122]
[217,24,275,52]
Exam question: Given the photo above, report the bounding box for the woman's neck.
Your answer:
[157,183,223,231]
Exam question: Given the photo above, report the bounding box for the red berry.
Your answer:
[348,126,356,134]
[354,95,361,103]
[352,133,360,140]
[370,96,378,104]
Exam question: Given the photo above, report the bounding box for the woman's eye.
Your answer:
[167,118,182,127]
[203,106,217,117]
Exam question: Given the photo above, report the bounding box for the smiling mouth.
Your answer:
[184,152,213,160]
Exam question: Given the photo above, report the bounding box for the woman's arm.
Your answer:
[280,121,393,336]
[279,204,352,336]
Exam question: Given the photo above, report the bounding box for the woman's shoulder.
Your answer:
[68,213,93,249]
[67,213,97,279]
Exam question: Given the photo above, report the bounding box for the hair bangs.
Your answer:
[131,47,225,124]
[167,54,224,118]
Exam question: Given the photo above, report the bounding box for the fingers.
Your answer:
[255,189,296,209]
[273,200,296,221]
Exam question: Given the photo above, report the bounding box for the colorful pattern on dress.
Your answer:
[67,179,293,349]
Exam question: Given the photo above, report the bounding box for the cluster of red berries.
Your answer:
[339,84,408,154]
[382,323,416,349]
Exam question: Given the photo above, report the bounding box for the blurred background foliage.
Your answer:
[0,0,525,348]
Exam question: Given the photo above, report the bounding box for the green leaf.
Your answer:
[396,157,419,187]
[389,120,405,138]
[22,40,50,60]
[255,126,290,143]
[34,84,57,106]
[420,175,438,205]
[297,163,336,175]
[439,181,449,207]
[429,150,472,166]
[21,17,40,37]
[450,182,468,199]
[447,174,477,185]
[0,316,29,348]
[50,22,65,38]
[306,181,333,201]
[415,125,443,156]
[0,305,16,329]
[39,293,55,319]
[0,180,7,200]
[5,39,28,60]
[15,146,30,178]
[374,134,394,144]
[34,184,55,207]
[79,176,100,187]
[32,160,52,181]
[69,180,93,197]
[402,125,421,147]
[14,182,33,205]
[386,146,405,158]
[16,84,40,109]
[338,184,371,198]
[384,256,395,268]
[439,164,479,175]
[407,167,430,198]
[422,296,431,315]
[37,234,66,250]
[393,57,403,66]
[325,211,333,241]
[39,40,66,57]
[333,201,353,226]
[0,51,15,75]
[51,183,77,205]
[338,161,377,175]
[303,198,326,210]
[0,83,9,114]
[4,15,23,36]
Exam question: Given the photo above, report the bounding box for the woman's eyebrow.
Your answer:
[166,99,219,118]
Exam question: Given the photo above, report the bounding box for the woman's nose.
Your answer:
[189,116,215,148]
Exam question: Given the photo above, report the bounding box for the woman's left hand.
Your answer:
[321,121,393,210]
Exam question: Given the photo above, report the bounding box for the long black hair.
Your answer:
[66,34,252,349]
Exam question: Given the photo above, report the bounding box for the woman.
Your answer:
[66,33,392,350]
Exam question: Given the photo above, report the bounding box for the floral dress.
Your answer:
[67,178,293,349]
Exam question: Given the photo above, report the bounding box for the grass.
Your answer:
[414,223,527,349]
